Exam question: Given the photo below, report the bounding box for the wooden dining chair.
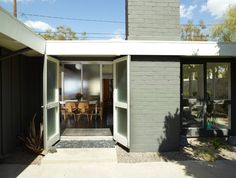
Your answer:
[76,101,93,122]
[63,102,77,121]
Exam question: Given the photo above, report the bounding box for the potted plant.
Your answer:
[75,93,83,101]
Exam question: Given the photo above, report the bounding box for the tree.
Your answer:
[181,20,208,41]
[40,26,78,40]
[80,32,87,40]
[212,7,236,42]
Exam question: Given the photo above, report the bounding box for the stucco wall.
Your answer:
[126,0,180,40]
[130,56,180,152]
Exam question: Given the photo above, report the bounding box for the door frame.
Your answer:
[43,55,60,149]
[113,55,130,148]
[180,58,232,137]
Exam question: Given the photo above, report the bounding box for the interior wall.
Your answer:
[0,48,43,157]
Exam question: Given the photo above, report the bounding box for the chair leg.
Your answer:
[63,113,66,121]
[100,112,103,120]
[90,114,93,121]
[73,113,76,121]
[86,114,90,124]
[77,114,80,122]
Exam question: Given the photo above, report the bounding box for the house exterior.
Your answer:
[1,0,236,157]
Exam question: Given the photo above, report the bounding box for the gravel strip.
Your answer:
[116,138,236,163]
[54,140,115,148]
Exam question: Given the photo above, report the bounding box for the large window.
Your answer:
[182,64,204,128]
[182,62,231,130]
[63,64,82,100]
[83,64,100,100]
[206,63,231,129]
[63,63,102,101]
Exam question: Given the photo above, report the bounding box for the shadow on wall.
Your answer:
[157,106,236,178]
[157,108,180,152]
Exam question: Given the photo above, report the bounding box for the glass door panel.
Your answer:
[116,60,127,103]
[182,64,204,128]
[63,64,82,100]
[83,64,100,100]
[206,63,231,129]
[43,56,60,149]
[113,56,130,148]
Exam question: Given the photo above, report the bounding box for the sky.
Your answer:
[0,0,236,40]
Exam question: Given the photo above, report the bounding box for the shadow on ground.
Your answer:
[157,109,236,178]
[0,145,43,177]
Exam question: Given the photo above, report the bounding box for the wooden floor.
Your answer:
[60,108,113,135]
[61,128,112,136]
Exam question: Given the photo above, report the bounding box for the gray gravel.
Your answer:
[54,140,115,148]
[116,138,236,163]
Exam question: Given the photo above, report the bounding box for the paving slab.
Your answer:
[1,160,236,178]
[41,148,117,164]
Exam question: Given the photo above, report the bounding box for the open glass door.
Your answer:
[43,55,60,149]
[113,56,130,148]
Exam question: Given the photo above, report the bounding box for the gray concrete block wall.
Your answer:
[130,57,180,152]
[126,0,180,40]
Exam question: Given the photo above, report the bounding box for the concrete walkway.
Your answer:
[1,160,236,178]
[1,148,236,178]
[42,148,117,164]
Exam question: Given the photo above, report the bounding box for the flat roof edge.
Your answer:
[46,40,236,57]
[0,7,45,54]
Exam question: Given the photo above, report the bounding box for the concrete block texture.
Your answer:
[126,0,180,40]
[130,57,180,152]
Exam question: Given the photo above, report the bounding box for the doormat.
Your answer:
[54,140,115,148]
[62,128,112,136]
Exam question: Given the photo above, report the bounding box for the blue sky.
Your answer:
[0,0,235,39]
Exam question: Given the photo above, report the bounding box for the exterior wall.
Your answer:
[0,48,43,157]
[126,0,180,40]
[0,49,2,157]
[130,56,180,152]
[229,61,236,135]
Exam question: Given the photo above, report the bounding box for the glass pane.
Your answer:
[83,64,100,100]
[207,63,230,129]
[182,64,204,128]
[64,64,81,100]
[116,60,127,103]
[47,107,57,139]
[47,60,57,103]
[117,107,127,137]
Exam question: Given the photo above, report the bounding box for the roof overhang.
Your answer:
[46,40,236,57]
[1,6,236,59]
[0,7,45,55]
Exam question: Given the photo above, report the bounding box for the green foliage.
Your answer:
[196,149,218,162]
[19,114,44,155]
[211,137,226,150]
[40,26,78,40]
[181,20,208,41]
[80,32,88,40]
[212,7,236,42]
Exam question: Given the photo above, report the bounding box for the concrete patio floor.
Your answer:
[1,147,236,178]
[1,160,236,178]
